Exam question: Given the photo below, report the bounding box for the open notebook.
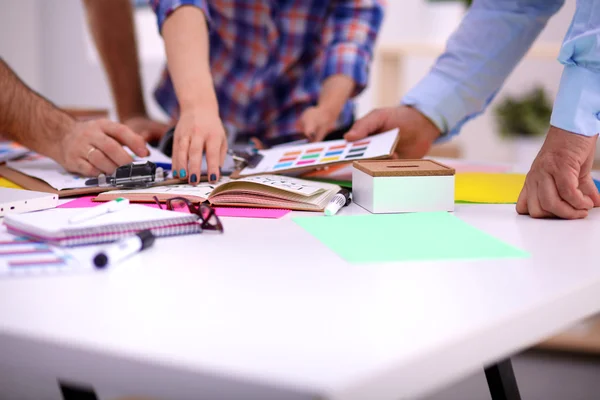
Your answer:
[3,205,201,246]
[94,175,341,212]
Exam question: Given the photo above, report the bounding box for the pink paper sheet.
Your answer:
[58,196,291,219]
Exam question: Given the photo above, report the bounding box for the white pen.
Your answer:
[93,230,156,269]
[69,197,130,224]
[324,189,351,216]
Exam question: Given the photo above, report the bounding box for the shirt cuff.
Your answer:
[400,72,470,140]
[156,0,210,33]
[322,43,370,97]
[550,64,600,137]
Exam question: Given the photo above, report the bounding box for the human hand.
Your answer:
[344,106,441,158]
[54,119,149,177]
[123,116,170,143]
[299,106,338,142]
[172,109,227,185]
[516,126,600,219]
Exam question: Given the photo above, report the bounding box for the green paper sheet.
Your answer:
[293,212,528,263]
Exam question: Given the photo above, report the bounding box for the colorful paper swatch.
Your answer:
[455,173,526,204]
[293,212,529,264]
[273,139,372,170]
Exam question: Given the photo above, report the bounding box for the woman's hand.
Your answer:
[172,109,228,184]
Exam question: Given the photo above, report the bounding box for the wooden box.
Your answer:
[352,159,455,214]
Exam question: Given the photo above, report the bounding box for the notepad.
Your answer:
[3,205,201,246]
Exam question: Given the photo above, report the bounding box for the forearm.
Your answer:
[82,0,147,121]
[550,0,600,137]
[402,0,565,138]
[0,59,74,158]
[162,6,217,114]
[318,74,355,120]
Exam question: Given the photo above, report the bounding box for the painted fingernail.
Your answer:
[172,170,178,178]
[179,169,187,178]
[210,173,217,182]
[191,173,197,183]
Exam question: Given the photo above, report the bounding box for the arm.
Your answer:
[302,0,384,141]
[516,0,600,219]
[401,0,565,141]
[0,58,148,176]
[82,0,168,141]
[157,2,226,184]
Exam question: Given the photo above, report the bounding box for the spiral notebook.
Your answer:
[3,205,201,246]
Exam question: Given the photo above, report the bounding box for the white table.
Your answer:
[1,203,600,400]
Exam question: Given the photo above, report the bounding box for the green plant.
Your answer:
[494,86,553,138]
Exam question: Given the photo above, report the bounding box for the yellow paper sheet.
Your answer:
[0,176,23,189]
[455,173,526,204]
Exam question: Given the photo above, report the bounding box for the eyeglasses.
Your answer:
[153,196,224,233]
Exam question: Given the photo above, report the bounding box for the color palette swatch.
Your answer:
[273,139,371,170]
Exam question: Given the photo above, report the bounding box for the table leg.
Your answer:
[59,381,99,400]
[484,358,521,400]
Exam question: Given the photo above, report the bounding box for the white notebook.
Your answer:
[3,205,201,246]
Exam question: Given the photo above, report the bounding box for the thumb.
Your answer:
[581,177,600,207]
[344,109,390,142]
[516,182,529,215]
[301,115,317,141]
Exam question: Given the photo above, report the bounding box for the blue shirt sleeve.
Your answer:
[400,0,565,142]
[150,0,210,34]
[550,0,600,137]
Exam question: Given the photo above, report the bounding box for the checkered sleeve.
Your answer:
[150,0,211,33]
[322,0,384,96]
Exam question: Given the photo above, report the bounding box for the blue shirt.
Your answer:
[401,0,600,141]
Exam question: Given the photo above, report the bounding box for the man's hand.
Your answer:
[344,106,441,158]
[516,126,600,219]
[299,106,338,142]
[172,109,228,185]
[123,116,170,143]
[54,119,149,177]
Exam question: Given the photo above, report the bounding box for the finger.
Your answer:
[580,177,600,207]
[220,139,228,168]
[91,132,135,167]
[301,115,317,141]
[344,109,390,141]
[72,158,101,178]
[87,148,119,175]
[205,135,222,183]
[313,123,331,143]
[526,180,553,219]
[98,119,149,157]
[539,174,587,219]
[173,131,190,180]
[554,170,594,210]
[516,183,528,215]
[187,135,204,185]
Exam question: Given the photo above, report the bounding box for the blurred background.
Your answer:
[0,0,577,167]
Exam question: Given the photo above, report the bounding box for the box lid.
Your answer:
[353,159,455,177]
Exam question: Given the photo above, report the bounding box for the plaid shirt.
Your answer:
[150,0,384,143]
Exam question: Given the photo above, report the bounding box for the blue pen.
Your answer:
[154,162,172,171]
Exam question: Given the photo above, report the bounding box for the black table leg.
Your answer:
[59,381,99,400]
[484,358,521,400]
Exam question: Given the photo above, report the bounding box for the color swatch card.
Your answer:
[293,212,528,264]
[234,129,399,177]
[0,227,82,277]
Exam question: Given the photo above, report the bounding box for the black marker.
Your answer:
[93,230,155,269]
